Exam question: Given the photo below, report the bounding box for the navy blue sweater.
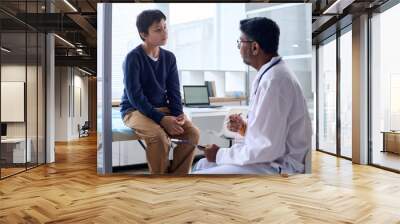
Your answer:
[120,45,183,124]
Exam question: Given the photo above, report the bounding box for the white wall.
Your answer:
[72,73,89,137]
[111,3,247,101]
[1,64,46,164]
[1,65,36,138]
[218,4,246,71]
[54,67,89,141]
[1,65,26,140]
[204,71,225,97]
[55,67,68,141]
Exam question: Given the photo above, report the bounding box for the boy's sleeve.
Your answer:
[123,54,165,124]
[166,53,183,117]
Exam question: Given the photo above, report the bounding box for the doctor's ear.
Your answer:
[252,43,259,55]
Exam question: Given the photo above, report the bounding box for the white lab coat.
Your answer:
[193,56,312,174]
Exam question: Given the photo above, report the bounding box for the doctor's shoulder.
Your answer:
[261,75,298,104]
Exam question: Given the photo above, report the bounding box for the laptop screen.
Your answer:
[1,123,7,137]
[183,86,210,105]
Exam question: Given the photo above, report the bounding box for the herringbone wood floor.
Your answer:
[1,134,400,224]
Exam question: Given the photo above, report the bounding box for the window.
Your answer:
[111,4,156,100]
[340,29,352,158]
[0,1,46,179]
[371,3,400,171]
[112,3,250,101]
[318,37,337,154]
[247,3,314,121]
[112,3,311,104]
[169,4,215,25]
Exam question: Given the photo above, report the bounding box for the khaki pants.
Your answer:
[123,108,200,174]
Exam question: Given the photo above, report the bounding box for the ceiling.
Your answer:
[1,0,98,74]
[0,0,394,75]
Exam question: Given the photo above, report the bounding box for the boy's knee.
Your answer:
[146,127,169,144]
[187,126,200,143]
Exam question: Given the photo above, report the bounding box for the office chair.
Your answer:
[78,121,90,138]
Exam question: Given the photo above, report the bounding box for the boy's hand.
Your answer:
[176,114,186,126]
[160,116,184,135]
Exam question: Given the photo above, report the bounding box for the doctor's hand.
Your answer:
[227,114,246,136]
[160,116,184,136]
[204,144,220,163]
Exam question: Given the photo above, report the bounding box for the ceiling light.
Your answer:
[78,67,92,76]
[292,44,299,48]
[1,47,11,53]
[63,0,78,12]
[54,34,75,48]
[323,0,354,15]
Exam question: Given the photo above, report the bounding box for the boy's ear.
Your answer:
[139,32,146,40]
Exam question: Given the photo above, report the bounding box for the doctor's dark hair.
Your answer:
[136,9,166,41]
[239,17,280,54]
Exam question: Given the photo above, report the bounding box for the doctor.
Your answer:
[192,17,312,174]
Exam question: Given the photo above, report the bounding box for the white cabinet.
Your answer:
[119,140,147,166]
[1,138,32,163]
[112,140,147,166]
[113,140,177,167]
[112,142,120,166]
[12,140,31,163]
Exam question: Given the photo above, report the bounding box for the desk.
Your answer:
[209,96,246,105]
[183,105,247,117]
[111,97,247,107]
[382,131,400,154]
[1,138,31,164]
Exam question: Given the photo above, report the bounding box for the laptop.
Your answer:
[183,85,222,108]
[1,123,7,140]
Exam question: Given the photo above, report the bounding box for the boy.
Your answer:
[121,10,200,174]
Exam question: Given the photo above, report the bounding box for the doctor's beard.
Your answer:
[241,54,252,65]
[242,58,251,65]
[240,49,252,66]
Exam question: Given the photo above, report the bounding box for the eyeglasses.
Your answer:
[237,39,253,49]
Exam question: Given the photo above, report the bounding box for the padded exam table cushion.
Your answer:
[112,109,140,142]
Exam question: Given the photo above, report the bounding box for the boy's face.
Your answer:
[142,19,168,46]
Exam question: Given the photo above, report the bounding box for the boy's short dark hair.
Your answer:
[239,17,280,54]
[136,9,166,41]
